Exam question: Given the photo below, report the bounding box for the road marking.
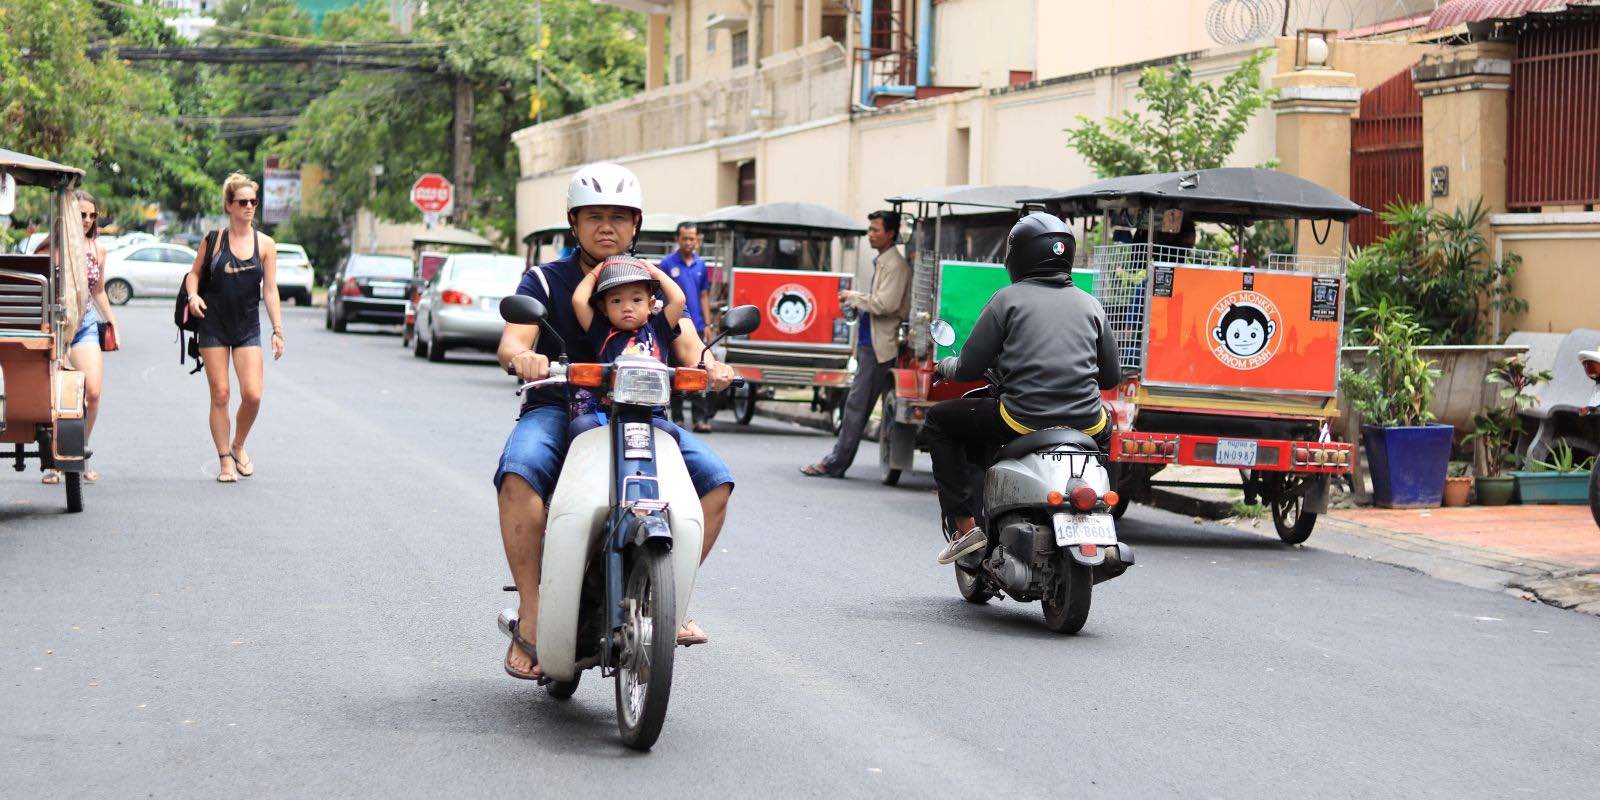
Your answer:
[1473,616,1502,622]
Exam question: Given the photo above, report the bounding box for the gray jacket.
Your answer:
[946,275,1120,431]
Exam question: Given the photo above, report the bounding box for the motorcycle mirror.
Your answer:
[929,319,957,348]
[721,304,760,337]
[499,295,547,325]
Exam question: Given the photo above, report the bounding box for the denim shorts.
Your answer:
[495,404,735,500]
[70,307,101,347]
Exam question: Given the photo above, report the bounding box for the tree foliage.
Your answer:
[1065,49,1277,178]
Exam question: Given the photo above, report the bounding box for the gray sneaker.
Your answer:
[937,527,987,565]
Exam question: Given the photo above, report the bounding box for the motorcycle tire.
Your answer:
[65,471,83,514]
[545,673,580,700]
[731,382,757,426]
[1270,481,1317,545]
[616,545,676,751]
[1589,466,1600,529]
[954,566,994,604]
[1040,559,1092,634]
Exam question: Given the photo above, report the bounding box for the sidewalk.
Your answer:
[1150,466,1600,616]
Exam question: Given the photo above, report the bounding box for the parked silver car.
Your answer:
[102,242,199,305]
[413,253,526,362]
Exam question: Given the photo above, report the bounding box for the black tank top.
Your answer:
[202,230,263,343]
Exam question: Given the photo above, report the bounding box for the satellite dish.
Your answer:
[0,172,15,217]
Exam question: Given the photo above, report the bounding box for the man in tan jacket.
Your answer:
[802,210,912,478]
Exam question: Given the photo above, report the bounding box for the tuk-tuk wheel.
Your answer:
[1269,477,1316,545]
[731,382,757,426]
[65,471,83,513]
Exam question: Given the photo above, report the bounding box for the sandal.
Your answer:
[231,447,255,478]
[676,619,709,647]
[83,471,99,483]
[217,453,238,484]
[40,469,61,485]
[798,463,835,478]
[693,423,713,433]
[503,618,541,681]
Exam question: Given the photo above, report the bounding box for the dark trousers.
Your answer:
[924,398,1112,523]
[670,392,709,426]
[820,345,895,476]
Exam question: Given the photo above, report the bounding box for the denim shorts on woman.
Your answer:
[494,404,735,500]
[70,306,101,347]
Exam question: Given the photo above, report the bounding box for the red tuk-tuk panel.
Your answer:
[730,268,854,346]
[1143,264,1342,397]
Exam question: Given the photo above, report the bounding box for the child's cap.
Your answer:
[594,256,658,302]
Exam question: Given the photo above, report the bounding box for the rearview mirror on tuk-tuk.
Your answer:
[930,319,957,348]
[499,295,548,325]
[721,305,760,337]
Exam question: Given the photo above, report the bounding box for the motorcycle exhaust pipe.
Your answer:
[497,607,518,639]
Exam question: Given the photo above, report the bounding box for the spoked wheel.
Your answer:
[615,545,676,751]
[1269,475,1317,545]
[1040,557,1092,634]
[64,471,83,514]
[544,673,580,700]
[730,382,757,426]
[879,393,902,486]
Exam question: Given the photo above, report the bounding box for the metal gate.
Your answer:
[1350,68,1423,247]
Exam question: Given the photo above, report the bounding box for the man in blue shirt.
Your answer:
[660,222,714,432]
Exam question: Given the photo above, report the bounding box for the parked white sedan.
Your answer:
[102,242,199,305]
[274,243,315,306]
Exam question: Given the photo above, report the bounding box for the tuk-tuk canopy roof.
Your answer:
[886,184,1057,213]
[0,148,84,188]
[521,212,692,243]
[693,202,865,236]
[411,226,494,250]
[1025,168,1369,223]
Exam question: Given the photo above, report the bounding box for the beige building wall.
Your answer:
[1493,214,1600,335]
[931,0,1036,87]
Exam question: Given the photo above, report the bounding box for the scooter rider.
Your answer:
[929,212,1121,565]
[495,162,735,680]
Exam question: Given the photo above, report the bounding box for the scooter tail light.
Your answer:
[1069,485,1098,512]
[1080,544,1098,557]
[1047,490,1065,507]
[673,368,708,392]
[568,363,605,388]
[1104,490,1120,508]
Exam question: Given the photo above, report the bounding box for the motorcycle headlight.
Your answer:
[612,365,671,406]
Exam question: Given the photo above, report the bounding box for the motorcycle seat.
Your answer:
[994,427,1100,463]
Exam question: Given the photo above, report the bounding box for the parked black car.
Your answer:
[325,253,414,333]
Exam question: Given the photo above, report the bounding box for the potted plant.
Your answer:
[1463,356,1551,506]
[1513,440,1596,504]
[1443,462,1473,507]
[1341,303,1453,508]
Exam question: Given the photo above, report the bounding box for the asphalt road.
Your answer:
[4,302,1598,798]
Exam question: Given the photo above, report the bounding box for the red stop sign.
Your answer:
[411,173,453,214]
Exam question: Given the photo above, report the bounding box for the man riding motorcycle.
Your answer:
[495,162,736,680]
[929,212,1121,565]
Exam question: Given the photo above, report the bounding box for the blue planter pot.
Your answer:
[1362,424,1455,509]
[1509,471,1591,504]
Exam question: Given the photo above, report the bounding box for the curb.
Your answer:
[1148,486,1234,520]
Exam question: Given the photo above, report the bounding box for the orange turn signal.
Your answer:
[1104,491,1120,508]
[569,363,605,388]
[674,368,708,392]
[1047,490,1065,506]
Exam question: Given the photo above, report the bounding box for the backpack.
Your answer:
[175,231,218,374]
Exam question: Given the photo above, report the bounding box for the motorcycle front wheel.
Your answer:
[616,545,676,750]
[1040,557,1092,634]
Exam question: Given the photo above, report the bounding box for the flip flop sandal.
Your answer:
[216,453,239,484]
[231,448,255,478]
[504,618,541,681]
[40,470,61,485]
[798,464,833,477]
[676,620,709,647]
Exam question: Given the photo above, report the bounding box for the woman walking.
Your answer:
[182,173,285,483]
[41,190,119,485]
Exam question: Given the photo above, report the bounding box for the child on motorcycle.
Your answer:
[567,256,688,437]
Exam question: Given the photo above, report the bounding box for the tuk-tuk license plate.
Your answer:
[1053,513,1117,547]
[1215,439,1259,467]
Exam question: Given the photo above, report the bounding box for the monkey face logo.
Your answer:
[1207,292,1281,370]
[768,283,817,335]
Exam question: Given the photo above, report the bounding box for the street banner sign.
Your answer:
[262,161,301,225]
[411,174,453,215]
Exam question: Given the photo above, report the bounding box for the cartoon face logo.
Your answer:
[768,283,817,335]
[1206,291,1281,370]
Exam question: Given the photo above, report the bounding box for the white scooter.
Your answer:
[496,295,758,750]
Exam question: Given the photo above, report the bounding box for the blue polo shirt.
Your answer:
[660,250,708,330]
[516,255,600,411]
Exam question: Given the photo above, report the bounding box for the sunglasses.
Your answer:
[233,198,258,208]
[81,212,98,221]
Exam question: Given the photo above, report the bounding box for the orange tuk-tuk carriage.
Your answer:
[1024,168,1369,543]
[0,149,93,512]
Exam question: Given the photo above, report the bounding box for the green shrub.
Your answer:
[1341,302,1439,428]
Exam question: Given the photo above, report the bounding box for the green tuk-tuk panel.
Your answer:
[934,260,1095,359]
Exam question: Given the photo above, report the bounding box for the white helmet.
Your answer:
[566,162,643,214]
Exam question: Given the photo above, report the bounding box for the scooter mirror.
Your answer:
[722,305,760,336]
[930,319,957,348]
[499,295,548,325]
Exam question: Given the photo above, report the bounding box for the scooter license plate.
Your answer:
[1214,438,1259,467]
[1053,513,1118,547]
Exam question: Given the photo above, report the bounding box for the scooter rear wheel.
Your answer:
[615,545,676,751]
[1040,558,1092,634]
[544,674,580,700]
[954,565,994,604]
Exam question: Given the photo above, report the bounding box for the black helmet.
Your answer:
[1004,212,1075,283]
